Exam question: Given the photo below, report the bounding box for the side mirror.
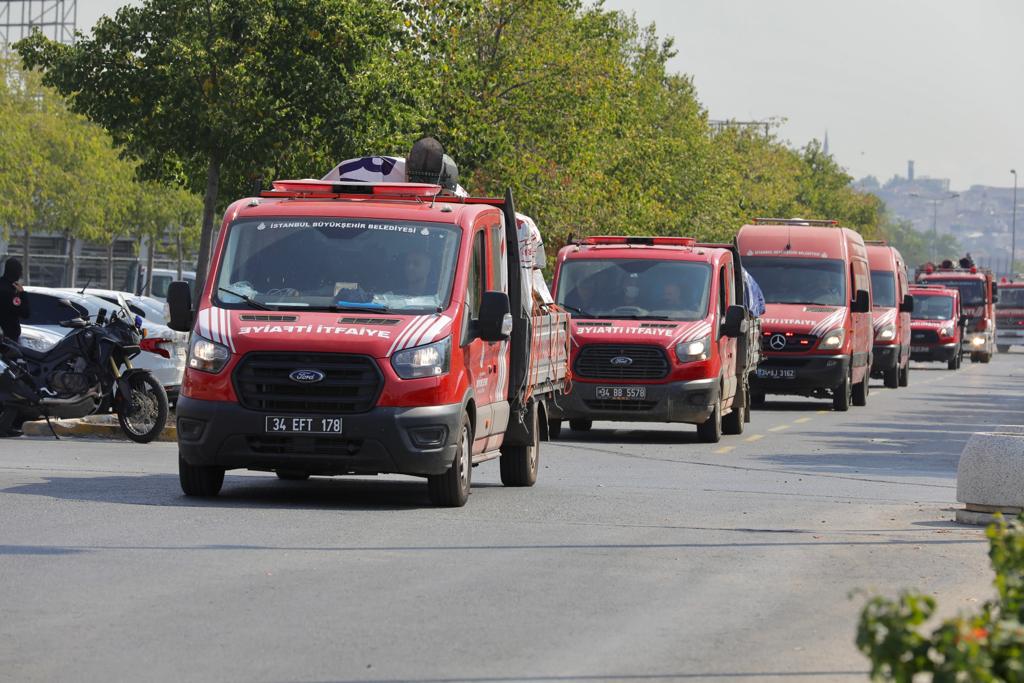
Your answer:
[167,281,194,333]
[899,294,914,313]
[721,304,748,338]
[95,307,108,326]
[478,291,512,342]
[852,289,870,314]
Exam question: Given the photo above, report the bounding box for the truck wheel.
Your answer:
[697,401,722,443]
[883,366,899,389]
[750,391,766,408]
[997,345,1010,354]
[980,352,992,364]
[276,470,309,481]
[179,454,225,497]
[500,402,539,487]
[970,352,980,363]
[547,419,562,440]
[833,373,852,412]
[722,384,745,436]
[853,374,868,407]
[569,419,592,432]
[898,364,909,387]
[427,413,472,507]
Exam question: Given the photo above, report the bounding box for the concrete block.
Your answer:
[956,431,1024,525]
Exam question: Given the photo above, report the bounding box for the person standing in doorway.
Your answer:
[0,258,30,342]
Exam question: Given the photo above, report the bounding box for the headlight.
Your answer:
[875,324,895,341]
[818,328,845,350]
[971,336,986,346]
[188,334,231,373]
[938,326,952,338]
[675,335,710,363]
[391,337,450,379]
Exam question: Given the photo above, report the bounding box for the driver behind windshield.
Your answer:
[390,251,434,297]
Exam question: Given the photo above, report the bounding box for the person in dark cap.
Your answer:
[0,258,30,342]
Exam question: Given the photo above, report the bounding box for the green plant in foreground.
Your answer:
[857,514,1024,682]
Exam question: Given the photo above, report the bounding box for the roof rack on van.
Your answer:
[261,179,507,206]
[574,236,696,247]
[752,217,839,227]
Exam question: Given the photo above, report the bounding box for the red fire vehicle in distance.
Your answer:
[737,218,873,411]
[549,236,758,443]
[908,284,963,369]
[916,264,997,363]
[995,279,1024,353]
[865,242,913,388]
[165,179,569,507]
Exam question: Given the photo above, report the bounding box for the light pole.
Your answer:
[1011,169,1017,276]
[909,191,959,262]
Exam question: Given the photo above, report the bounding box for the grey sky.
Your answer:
[78,0,1024,191]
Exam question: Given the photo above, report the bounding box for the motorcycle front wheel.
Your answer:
[117,373,169,444]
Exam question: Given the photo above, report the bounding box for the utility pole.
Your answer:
[1011,169,1018,276]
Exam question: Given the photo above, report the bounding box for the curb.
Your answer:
[22,418,177,442]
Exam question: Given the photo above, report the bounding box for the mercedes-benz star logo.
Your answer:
[769,334,788,351]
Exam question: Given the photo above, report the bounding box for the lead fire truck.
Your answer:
[166,169,569,507]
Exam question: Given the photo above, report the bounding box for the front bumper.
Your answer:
[910,342,958,362]
[547,378,720,425]
[750,354,850,394]
[175,396,462,476]
[870,345,899,376]
[996,329,1024,346]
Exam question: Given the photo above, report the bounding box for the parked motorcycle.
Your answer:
[0,294,168,443]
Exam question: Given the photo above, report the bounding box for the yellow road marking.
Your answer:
[816,410,828,415]
[745,434,764,442]
[714,446,735,454]
[768,425,789,432]
[794,417,812,424]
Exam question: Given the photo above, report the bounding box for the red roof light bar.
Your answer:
[577,236,696,247]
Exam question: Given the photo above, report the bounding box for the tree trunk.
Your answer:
[194,156,221,306]
[107,242,114,289]
[146,233,157,297]
[66,235,78,288]
[23,227,30,285]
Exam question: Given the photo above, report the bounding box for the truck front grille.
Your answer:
[233,352,382,413]
[761,333,818,353]
[574,345,668,380]
[583,399,658,411]
[911,330,939,344]
[246,435,363,456]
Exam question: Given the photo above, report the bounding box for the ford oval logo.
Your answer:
[610,356,633,366]
[289,369,325,384]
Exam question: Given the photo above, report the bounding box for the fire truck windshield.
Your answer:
[743,257,846,306]
[996,288,1024,308]
[912,294,954,321]
[926,279,985,306]
[213,218,461,312]
[870,271,896,307]
[556,259,711,320]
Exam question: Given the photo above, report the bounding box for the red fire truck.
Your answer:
[549,236,759,443]
[995,279,1024,353]
[916,264,997,363]
[908,284,964,369]
[865,242,913,388]
[166,179,569,507]
[737,218,874,411]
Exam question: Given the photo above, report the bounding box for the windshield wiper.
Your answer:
[219,287,273,311]
[611,315,673,320]
[329,301,390,313]
[560,304,595,317]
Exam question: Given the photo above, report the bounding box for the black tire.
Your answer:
[179,453,225,497]
[276,470,310,481]
[970,352,980,363]
[852,374,868,407]
[427,413,472,507]
[898,364,909,387]
[568,419,592,432]
[117,372,169,444]
[833,373,852,412]
[998,345,1011,354]
[500,402,539,487]
[547,418,562,440]
[743,380,752,423]
[948,356,958,370]
[722,383,745,436]
[697,400,722,443]
[980,352,992,364]
[883,366,899,389]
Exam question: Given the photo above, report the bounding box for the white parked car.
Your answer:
[23,287,187,398]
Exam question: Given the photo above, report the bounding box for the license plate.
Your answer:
[596,385,647,400]
[265,416,343,434]
[757,367,795,379]
[911,345,929,353]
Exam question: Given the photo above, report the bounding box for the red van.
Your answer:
[737,218,873,411]
[995,279,1024,352]
[548,236,758,443]
[917,264,997,363]
[865,242,913,388]
[165,179,569,507]
[908,284,963,369]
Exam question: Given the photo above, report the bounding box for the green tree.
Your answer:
[17,0,422,300]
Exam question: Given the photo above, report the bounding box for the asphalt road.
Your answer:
[3,352,1023,683]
